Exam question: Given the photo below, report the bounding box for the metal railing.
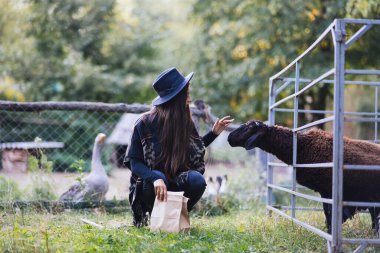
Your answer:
[268,19,380,252]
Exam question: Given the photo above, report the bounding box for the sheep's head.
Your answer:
[227,120,267,150]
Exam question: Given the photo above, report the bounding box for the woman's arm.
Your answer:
[130,159,165,183]
[202,131,218,147]
[125,122,165,183]
[202,116,234,147]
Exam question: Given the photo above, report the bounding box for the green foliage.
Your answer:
[26,144,57,201]
[0,0,162,104]
[192,195,240,217]
[0,176,22,201]
[2,0,380,122]
[28,183,56,201]
[70,159,86,186]
[191,0,380,121]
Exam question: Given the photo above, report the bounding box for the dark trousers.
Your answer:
[142,170,206,212]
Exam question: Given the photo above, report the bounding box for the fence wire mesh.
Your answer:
[1,109,122,172]
[0,101,261,206]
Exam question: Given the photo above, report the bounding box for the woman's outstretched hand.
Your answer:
[153,179,167,201]
[212,116,234,135]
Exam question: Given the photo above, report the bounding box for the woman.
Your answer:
[124,67,233,227]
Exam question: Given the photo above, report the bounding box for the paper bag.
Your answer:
[150,191,190,233]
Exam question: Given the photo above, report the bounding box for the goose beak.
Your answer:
[97,133,107,144]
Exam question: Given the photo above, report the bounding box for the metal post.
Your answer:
[292,62,300,218]
[331,19,346,252]
[375,86,378,142]
[267,79,276,214]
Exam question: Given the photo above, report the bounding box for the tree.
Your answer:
[0,0,164,103]
[191,0,380,123]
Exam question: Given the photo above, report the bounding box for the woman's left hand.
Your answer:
[212,116,234,135]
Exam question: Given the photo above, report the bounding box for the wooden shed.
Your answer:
[0,142,64,173]
[107,113,142,167]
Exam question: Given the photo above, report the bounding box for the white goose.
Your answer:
[204,176,218,198]
[59,133,109,203]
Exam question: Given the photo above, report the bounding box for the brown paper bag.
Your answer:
[150,191,190,233]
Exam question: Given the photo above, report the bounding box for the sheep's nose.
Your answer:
[227,133,238,147]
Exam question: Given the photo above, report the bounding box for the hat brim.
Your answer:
[152,72,194,106]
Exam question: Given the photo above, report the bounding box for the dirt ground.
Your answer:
[0,163,249,200]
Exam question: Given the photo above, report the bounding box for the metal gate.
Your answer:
[268,19,380,252]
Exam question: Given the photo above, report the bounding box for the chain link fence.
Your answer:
[0,101,261,205]
[0,102,149,173]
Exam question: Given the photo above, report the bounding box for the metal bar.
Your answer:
[327,241,332,253]
[269,94,296,110]
[346,69,380,75]
[293,162,333,168]
[281,77,334,83]
[343,81,380,86]
[275,108,380,117]
[293,116,334,132]
[291,62,300,219]
[270,22,335,81]
[274,108,332,114]
[345,111,380,116]
[343,238,380,244]
[278,184,308,189]
[268,183,333,204]
[343,201,380,208]
[275,80,293,96]
[267,79,276,213]
[282,78,380,86]
[352,243,368,253]
[0,100,152,113]
[275,206,376,213]
[344,165,380,170]
[345,117,380,122]
[297,69,335,96]
[342,18,380,25]
[267,205,332,241]
[376,86,379,142]
[270,69,334,110]
[345,25,373,48]
[273,206,323,212]
[331,19,345,252]
[268,162,290,167]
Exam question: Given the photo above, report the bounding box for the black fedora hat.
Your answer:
[152,67,194,106]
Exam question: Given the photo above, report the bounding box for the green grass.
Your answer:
[0,208,319,252]
[3,204,380,253]
[2,206,380,252]
[1,165,380,252]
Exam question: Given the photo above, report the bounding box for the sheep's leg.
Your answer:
[377,213,380,238]
[369,207,380,234]
[341,206,357,224]
[323,202,332,233]
[369,207,376,229]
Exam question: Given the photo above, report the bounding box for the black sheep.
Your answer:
[227,120,380,233]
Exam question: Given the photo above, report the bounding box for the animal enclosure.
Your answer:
[268,19,380,253]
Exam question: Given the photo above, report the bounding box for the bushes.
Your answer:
[0,176,22,201]
[192,194,241,216]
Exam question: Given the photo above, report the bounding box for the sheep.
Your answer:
[227,120,380,233]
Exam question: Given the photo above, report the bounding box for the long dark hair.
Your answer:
[152,84,194,179]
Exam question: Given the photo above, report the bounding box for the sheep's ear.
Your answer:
[245,132,264,150]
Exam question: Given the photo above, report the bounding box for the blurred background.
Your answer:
[1,0,380,204]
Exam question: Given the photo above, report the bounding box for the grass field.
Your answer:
[1,162,380,252]
[1,203,380,253]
